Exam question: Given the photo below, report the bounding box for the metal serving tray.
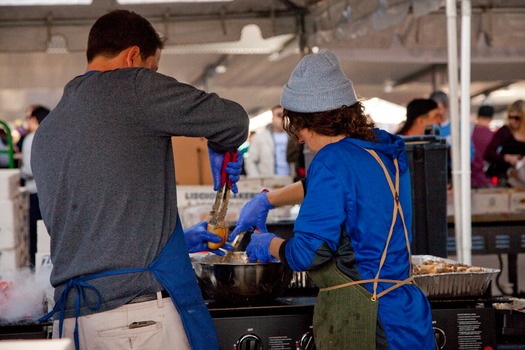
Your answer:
[412,255,500,298]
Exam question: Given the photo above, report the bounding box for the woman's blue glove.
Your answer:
[184,221,232,256]
[208,148,243,194]
[230,192,275,241]
[246,232,278,263]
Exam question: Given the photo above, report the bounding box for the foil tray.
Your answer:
[412,255,500,298]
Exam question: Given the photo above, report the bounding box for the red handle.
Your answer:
[221,150,238,187]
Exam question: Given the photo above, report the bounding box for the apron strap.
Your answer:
[322,148,413,301]
[319,276,415,299]
[39,266,149,350]
[362,149,412,301]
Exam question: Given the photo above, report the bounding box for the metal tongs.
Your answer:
[207,151,238,249]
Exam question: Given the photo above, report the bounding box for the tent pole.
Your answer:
[460,0,472,265]
[446,0,463,262]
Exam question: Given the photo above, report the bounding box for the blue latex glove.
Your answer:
[224,155,243,194]
[208,148,243,194]
[246,232,278,263]
[184,221,232,256]
[230,192,275,241]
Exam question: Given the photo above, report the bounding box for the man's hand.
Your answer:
[184,221,232,256]
[208,149,243,194]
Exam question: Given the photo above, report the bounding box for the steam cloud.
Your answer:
[0,267,53,321]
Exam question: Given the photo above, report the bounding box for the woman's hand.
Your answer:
[230,192,275,240]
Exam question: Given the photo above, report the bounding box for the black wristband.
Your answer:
[300,177,307,196]
[278,239,290,267]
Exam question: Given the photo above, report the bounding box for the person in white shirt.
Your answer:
[245,105,292,177]
[21,105,50,269]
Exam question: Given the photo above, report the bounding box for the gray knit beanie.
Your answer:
[281,49,357,113]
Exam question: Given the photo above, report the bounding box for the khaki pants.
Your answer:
[53,292,191,350]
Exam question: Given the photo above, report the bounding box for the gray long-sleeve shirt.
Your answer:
[32,67,249,316]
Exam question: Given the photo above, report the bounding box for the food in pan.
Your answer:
[413,258,485,275]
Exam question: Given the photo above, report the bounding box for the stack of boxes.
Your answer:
[36,219,52,274]
[447,187,525,216]
[177,176,296,228]
[0,169,30,271]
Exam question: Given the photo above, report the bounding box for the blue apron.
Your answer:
[39,218,220,350]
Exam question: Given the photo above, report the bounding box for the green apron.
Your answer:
[308,149,414,350]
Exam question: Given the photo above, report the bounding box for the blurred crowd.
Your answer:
[241,96,525,190]
[3,97,525,191]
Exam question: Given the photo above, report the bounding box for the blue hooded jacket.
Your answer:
[285,128,435,349]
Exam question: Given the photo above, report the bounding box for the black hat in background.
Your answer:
[406,99,438,122]
[478,105,494,118]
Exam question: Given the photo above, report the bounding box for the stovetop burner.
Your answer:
[207,296,317,350]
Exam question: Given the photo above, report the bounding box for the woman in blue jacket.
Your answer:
[232,50,436,350]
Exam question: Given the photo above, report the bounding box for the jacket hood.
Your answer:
[345,128,409,174]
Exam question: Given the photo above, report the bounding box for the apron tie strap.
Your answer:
[39,266,149,350]
[319,276,415,300]
[359,148,413,301]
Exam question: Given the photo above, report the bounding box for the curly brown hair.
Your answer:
[283,102,376,142]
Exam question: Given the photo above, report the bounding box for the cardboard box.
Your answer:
[236,177,264,189]
[0,194,29,250]
[37,220,51,253]
[0,169,20,200]
[509,190,525,212]
[0,221,28,251]
[0,248,17,271]
[0,222,16,250]
[471,188,510,215]
[0,243,29,271]
[0,198,17,226]
[176,185,262,208]
[176,185,297,227]
[261,176,294,189]
[172,137,213,186]
[17,187,29,210]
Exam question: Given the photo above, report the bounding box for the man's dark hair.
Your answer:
[86,10,165,63]
[478,105,494,119]
[31,106,50,124]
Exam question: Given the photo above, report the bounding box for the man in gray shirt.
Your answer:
[32,9,248,350]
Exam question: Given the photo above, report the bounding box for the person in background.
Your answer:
[484,100,525,187]
[32,10,248,350]
[395,98,442,136]
[20,105,50,269]
[286,140,306,182]
[430,90,450,143]
[429,90,475,185]
[471,105,495,188]
[17,104,40,153]
[0,127,10,168]
[244,105,291,177]
[232,50,435,349]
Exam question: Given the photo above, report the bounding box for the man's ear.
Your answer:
[125,46,141,67]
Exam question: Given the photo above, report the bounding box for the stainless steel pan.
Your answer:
[191,252,293,306]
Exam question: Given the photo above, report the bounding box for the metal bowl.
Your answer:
[190,252,293,306]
